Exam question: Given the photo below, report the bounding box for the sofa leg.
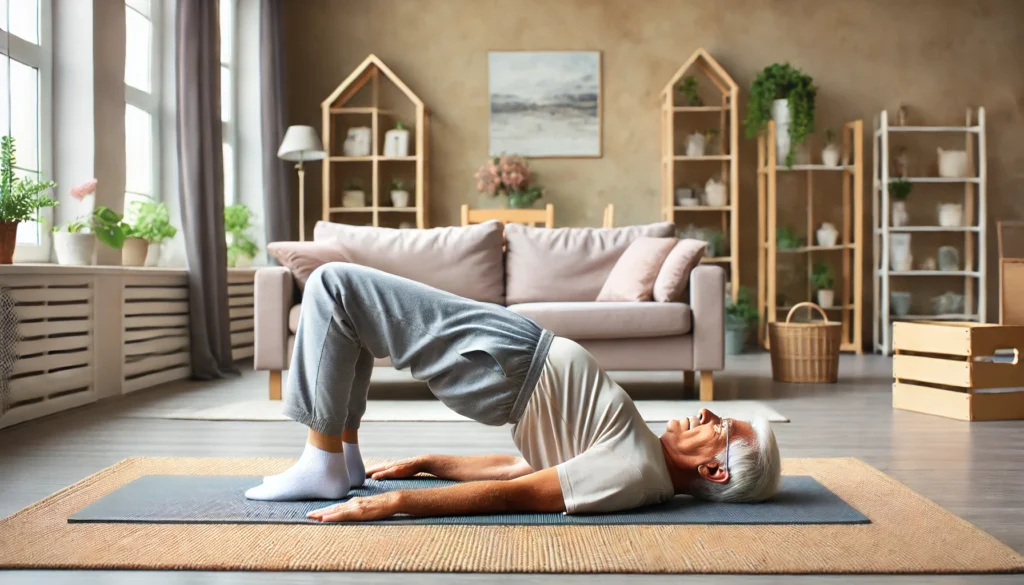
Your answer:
[269,370,282,401]
[699,371,714,401]
[683,371,695,392]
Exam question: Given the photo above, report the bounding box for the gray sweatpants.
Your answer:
[284,263,553,435]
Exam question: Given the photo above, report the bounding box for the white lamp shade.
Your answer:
[278,125,326,162]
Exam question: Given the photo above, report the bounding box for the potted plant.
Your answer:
[475,155,543,209]
[821,128,841,167]
[677,75,702,106]
[812,261,835,308]
[0,136,57,264]
[120,223,149,267]
[383,121,410,157]
[129,197,177,266]
[389,178,410,208]
[700,228,726,258]
[52,179,133,265]
[776,226,802,250]
[342,178,366,208]
[889,178,912,227]
[225,203,258,268]
[745,63,817,166]
[725,286,759,355]
[703,128,720,155]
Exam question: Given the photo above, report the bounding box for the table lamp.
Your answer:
[278,125,326,241]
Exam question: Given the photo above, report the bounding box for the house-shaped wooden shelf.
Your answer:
[319,54,430,229]
[660,48,739,299]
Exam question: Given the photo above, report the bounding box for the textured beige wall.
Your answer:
[283,0,1024,325]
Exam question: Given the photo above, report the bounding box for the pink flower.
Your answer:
[70,178,98,201]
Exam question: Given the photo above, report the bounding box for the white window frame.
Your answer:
[220,0,237,205]
[3,0,54,263]
[124,0,161,210]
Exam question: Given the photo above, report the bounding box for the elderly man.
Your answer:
[245,263,781,521]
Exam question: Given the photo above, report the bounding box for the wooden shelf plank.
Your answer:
[674,205,731,211]
[763,164,854,172]
[329,206,420,213]
[701,257,731,263]
[673,106,726,112]
[764,244,854,252]
[377,207,418,213]
[672,155,732,161]
[880,125,981,134]
[328,156,374,162]
[328,207,375,212]
[876,226,981,233]
[892,314,980,321]
[881,270,982,277]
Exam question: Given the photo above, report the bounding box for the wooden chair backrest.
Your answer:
[602,204,615,228]
[999,222,1024,325]
[460,203,554,228]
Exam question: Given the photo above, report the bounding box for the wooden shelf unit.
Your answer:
[319,55,430,230]
[872,108,987,354]
[660,49,739,299]
[757,119,865,354]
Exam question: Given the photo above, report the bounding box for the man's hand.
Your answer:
[308,493,401,523]
[366,458,425,480]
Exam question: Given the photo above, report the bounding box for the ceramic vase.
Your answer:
[817,289,835,308]
[383,128,410,157]
[54,232,96,266]
[937,148,968,178]
[938,246,959,271]
[145,242,162,267]
[121,237,149,267]
[390,190,410,207]
[816,222,839,247]
[892,201,909,227]
[771,99,791,162]
[822,144,841,167]
[342,190,366,208]
[890,233,913,272]
[704,178,728,206]
[685,133,705,157]
[343,127,372,157]
[890,291,912,317]
[938,203,963,228]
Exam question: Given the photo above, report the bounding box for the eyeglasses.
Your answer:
[722,418,732,472]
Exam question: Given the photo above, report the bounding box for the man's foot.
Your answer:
[245,443,350,501]
[344,442,365,487]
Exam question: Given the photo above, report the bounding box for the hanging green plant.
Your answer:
[744,63,817,166]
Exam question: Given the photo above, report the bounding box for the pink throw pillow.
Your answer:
[267,241,350,290]
[596,237,678,302]
[652,239,707,302]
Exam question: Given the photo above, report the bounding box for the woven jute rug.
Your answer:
[1,457,1022,574]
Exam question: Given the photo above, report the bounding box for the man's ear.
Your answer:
[698,462,730,484]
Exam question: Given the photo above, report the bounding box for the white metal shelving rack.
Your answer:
[872,107,987,354]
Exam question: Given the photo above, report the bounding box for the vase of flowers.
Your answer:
[0,136,57,263]
[475,155,543,209]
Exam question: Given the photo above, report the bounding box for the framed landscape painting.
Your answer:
[488,51,602,158]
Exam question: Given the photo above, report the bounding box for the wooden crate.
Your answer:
[892,321,1024,421]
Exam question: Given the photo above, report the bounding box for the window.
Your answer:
[219,0,236,205]
[1,0,53,258]
[124,0,159,219]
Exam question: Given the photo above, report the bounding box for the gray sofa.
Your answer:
[254,220,725,400]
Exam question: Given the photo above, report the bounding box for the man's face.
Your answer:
[660,408,754,484]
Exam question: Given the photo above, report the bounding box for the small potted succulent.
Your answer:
[821,128,841,167]
[389,178,410,208]
[342,178,366,208]
[725,286,759,355]
[129,197,177,266]
[812,261,835,308]
[0,136,57,264]
[677,75,702,106]
[225,203,258,267]
[889,178,912,227]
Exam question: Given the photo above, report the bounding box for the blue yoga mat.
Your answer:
[69,475,868,526]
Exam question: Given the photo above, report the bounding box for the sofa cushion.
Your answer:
[597,237,677,302]
[313,220,505,304]
[267,241,351,290]
[653,238,707,302]
[504,222,676,304]
[506,301,690,340]
[288,304,301,334]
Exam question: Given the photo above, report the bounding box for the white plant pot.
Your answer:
[822,144,841,167]
[53,232,96,266]
[122,237,149,267]
[937,148,968,178]
[398,221,415,230]
[890,233,913,272]
[343,127,372,157]
[816,223,839,247]
[145,242,162,266]
[771,99,791,162]
[233,254,253,268]
[817,289,835,308]
[342,190,366,208]
[938,203,963,227]
[390,190,410,207]
[891,201,909,227]
[685,133,705,157]
[704,180,728,207]
[383,129,410,157]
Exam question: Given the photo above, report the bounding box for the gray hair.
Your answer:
[688,417,781,503]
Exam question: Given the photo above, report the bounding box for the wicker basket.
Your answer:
[769,302,842,383]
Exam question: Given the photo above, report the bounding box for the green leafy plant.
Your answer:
[54,206,130,249]
[701,228,726,257]
[824,128,836,145]
[395,121,406,131]
[776,226,801,249]
[677,75,702,106]
[225,203,258,266]
[0,136,57,223]
[344,178,363,191]
[726,286,759,327]
[130,198,177,243]
[889,177,912,201]
[744,63,817,166]
[811,261,835,290]
[390,178,408,191]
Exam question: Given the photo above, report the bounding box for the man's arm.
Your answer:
[366,454,534,482]
[308,467,564,522]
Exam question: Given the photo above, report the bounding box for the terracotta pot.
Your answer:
[122,237,149,267]
[0,221,18,264]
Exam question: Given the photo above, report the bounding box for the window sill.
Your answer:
[0,263,259,276]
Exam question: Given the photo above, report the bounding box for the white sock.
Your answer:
[245,443,350,501]
[344,442,365,487]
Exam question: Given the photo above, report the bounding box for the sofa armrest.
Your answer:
[254,266,295,371]
[689,265,725,371]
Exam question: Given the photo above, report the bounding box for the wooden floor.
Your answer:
[1,354,1022,584]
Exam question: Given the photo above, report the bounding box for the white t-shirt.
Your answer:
[512,336,675,514]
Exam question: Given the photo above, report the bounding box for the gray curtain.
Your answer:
[260,0,292,247]
[176,0,237,380]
